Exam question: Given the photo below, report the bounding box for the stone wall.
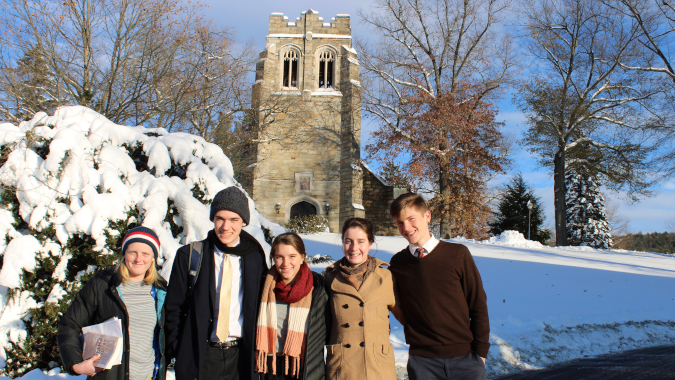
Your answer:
[243,9,403,235]
[361,163,406,236]
[246,10,361,233]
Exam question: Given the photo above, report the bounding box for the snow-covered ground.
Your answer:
[303,231,675,378]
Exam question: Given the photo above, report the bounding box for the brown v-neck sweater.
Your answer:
[389,240,490,358]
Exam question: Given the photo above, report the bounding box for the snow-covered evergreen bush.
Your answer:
[0,106,281,377]
[565,169,612,249]
[285,215,329,235]
[308,254,335,264]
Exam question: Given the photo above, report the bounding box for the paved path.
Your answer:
[493,345,675,380]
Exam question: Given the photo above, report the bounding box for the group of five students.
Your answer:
[57,187,490,380]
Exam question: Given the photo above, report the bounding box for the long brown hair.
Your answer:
[341,218,375,243]
[271,232,308,260]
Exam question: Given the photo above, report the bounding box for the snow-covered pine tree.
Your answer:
[489,174,551,244]
[0,107,283,377]
[565,168,612,248]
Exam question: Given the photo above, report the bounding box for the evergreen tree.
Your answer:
[13,47,59,120]
[565,169,613,248]
[377,161,409,188]
[0,108,276,377]
[489,174,551,244]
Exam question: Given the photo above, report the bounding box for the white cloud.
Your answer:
[607,189,675,233]
[497,110,527,126]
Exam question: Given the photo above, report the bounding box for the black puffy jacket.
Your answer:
[57,266,168,380]
[300,271,330,380]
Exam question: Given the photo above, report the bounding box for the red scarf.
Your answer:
[274,262,313,303]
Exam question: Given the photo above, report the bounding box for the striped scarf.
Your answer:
[255,263,313,378]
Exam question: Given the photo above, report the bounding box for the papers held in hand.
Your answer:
[82,317,124,369]
[82,333,123,369]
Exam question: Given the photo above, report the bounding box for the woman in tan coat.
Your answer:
[325,218,403,380]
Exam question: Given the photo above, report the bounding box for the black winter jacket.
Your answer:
[57,266,168,380]
[301,271,330,380]
[164,230,267,380]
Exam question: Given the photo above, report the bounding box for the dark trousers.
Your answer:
[200,345,240,380]
[408,353,486,380]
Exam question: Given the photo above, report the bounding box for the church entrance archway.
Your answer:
[290,201,317,219]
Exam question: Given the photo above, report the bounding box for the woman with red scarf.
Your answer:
[255,232,329,380]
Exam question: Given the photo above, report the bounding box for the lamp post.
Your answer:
[527,200,533,240]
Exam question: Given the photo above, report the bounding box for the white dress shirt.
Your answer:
[408,235,440,257]
[210,239,244,342]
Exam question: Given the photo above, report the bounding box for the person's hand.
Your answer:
[72,354,104,376]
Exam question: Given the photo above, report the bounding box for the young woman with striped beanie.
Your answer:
[57,226,169,380]
[255,232,329,380]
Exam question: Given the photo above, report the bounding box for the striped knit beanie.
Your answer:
[121,227,160,259]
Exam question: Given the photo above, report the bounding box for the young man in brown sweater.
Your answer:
[389,193,490,380]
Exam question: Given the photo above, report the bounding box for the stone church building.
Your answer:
[242,10,404,235]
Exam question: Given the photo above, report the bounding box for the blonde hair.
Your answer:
[119,261,160,286]
[390,193,429,219]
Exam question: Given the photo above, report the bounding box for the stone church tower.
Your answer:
[245,10,401,234]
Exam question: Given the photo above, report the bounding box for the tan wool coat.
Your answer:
[324,258,397,380]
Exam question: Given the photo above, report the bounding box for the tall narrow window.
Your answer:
[318,50,334,88]
[283,50,299,88]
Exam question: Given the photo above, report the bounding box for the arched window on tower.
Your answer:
[282,49,299,88]
[317,50,335,89]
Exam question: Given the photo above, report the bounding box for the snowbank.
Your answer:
[302,230,675,378]
[0,106,282,372]
[453,230,544,249]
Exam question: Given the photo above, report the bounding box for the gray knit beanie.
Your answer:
[210,187,250,225]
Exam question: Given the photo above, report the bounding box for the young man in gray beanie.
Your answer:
[165,186,268,380]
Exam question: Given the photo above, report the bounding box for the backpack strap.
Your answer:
[187,241,204,297]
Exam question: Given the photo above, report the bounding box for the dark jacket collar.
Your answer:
[207,229,265,256]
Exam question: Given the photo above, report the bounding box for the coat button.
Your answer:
[344,344,351,348]
[360,342,365,347]
[342,323,350,328]
[359,302,364,307]
[209,319,213,323]
[342,304,349,309]
[359,322,364,327]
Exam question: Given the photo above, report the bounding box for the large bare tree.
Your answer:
[358,0,516,238]
[0,0,253,139]
[600,0,675,180]
[518,0,661,246]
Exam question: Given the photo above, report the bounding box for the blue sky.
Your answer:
[203,0,675,234]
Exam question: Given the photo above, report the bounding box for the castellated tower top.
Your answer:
[267,9,351,36]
